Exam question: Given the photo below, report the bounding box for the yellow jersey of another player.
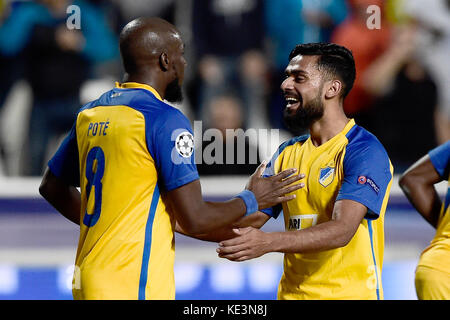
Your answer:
[48,82,199,299]
[417,141,450,274]
[261,119,393,300]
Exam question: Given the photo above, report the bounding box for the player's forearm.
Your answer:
[177,211,269,242]
[184,198,247,235]
[169,166,303,236]
[399,158,442,228]
[217,221,354,261]
[177,223,237,243]
[268,220,354,254]
[40,185,81,225]
[39,169,81,225]
[399,181,441,228]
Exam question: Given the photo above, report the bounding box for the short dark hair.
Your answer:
[289,43,356,98]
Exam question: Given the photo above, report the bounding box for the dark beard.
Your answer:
[165,78,183,103]
[283,94,324,135]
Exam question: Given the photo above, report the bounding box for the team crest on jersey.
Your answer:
[319,166,335,187]
[175,131,194,158]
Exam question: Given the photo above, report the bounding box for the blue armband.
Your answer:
[234,190,258,216]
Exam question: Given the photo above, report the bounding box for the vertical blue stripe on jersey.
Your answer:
[138,184,160,300]
[444,187,450,214]
[367,220,380,300]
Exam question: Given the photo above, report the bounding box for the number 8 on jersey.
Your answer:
[83,146,105,227]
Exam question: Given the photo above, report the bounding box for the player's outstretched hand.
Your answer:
[246,161,304,210]
[216,227,269,262]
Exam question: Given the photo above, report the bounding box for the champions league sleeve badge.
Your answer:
[175,131,194,158]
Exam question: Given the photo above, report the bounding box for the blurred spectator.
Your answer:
[112,0,175,24]
[265,0,348,129]
[401,0,450,144]
[0,0,13,174]
[0,0,119,176]
[85,0,127,79]
[0,0,24,114]
[197,94,260,175]
[191,0,268,129]
[265,0,348,74]
[362,24,438,172]
[331,0,391,131]
[0,0,8,25]
[88,0,127,35]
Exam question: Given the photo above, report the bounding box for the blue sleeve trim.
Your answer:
[428,141,450,179]
[335,194,380,220]
[164,172,199,192]
[260,204,282,219]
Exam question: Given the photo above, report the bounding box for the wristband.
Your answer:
[234,190,258,216]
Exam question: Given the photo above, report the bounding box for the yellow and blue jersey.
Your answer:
[418,141,450,274]
[261,119,393,300]
[48,82,199,299]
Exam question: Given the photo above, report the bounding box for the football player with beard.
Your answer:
[217,43,394,300]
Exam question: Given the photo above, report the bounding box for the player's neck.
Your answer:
[123,72,167,100]
[309,104,349,147]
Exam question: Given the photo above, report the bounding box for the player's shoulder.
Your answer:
[78,87,188,124]
[265,134,309,173]
[272,134,309,160]
[135,97,192,139]
[145,101,191,133]
[121,89,188,124]
[344,124,390,164]
[152,101,188,122]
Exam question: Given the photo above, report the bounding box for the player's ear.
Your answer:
[324,79,342,99]
[159,52,169,71]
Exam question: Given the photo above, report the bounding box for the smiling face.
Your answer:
[281,55,325,133]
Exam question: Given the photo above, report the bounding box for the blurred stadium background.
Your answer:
[0,0,449,300]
